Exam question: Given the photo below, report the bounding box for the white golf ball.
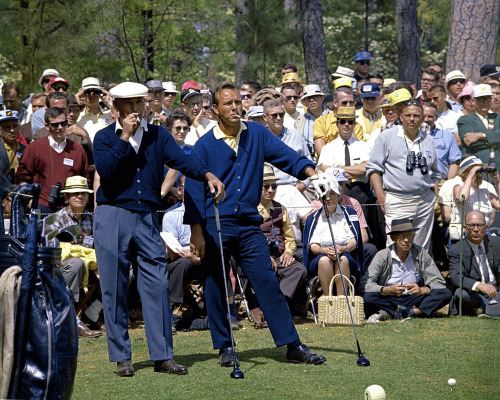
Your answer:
[448,378,457,386]
[364,384,386,400]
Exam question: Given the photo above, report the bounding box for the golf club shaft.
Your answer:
[214,201,239,366]
[321,198,363,351]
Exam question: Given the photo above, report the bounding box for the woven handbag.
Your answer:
[317,274,365,325]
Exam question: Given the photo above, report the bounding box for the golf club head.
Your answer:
[230,366,244,379]
[357,354,370,367]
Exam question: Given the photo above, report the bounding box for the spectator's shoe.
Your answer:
[231,316,240,331]
[478,313,500,320]
[286,344,326,365]
[77,321,102,338]
[116,360,134,377]
[394,306,411,321]
[154,359,188,375]
[367,310,391,323]
[219,347,238,367]
[81,312,103,331]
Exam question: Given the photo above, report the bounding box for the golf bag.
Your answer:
[0,184,78,399]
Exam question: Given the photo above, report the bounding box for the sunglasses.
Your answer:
[449,79,465,85]
[421,78,437,83]
[268,112,285,119]
[263,184,277,190]
[338,119,355,125]
[188,102,202,109]
[42,78,51,85]
[51,85,68,92]
[461,96,472,101]
[363,97,377,101]
[340,100,356,106]
[358,60,370,66]
[84,88,102,96]
[285,95,299,101]
[203,106,210,110]
[173,126,189,132]
[68,107,82,114]
[48,120,69,128]
[241,94,253,100]
[404,99,422,107]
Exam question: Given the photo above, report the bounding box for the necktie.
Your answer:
[477,245,495,284]
[344,140,351,167]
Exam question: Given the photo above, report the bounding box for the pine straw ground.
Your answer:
[73,316,499,400]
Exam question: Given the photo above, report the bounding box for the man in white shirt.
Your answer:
[181,86,216,146]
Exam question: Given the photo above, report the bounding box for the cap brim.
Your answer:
[61,188,93,194]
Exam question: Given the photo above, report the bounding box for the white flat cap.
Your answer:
[163,81,179,93]
[109,82,148,98]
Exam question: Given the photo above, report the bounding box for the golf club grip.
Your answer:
[31,183,41,210]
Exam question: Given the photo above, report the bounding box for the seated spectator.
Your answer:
[258,166,308,315]
[452,155,500,242]
[0,110,26,184]
[302,176,357,296]
[15,107,89,214]
[44,175,102,337]
[362,217,451,322]
[448,211,500,319]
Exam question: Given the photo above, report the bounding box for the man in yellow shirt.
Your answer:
[356,82,386,141]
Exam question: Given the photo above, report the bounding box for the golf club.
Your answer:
[321,197,370,367]
[213,200,244,379]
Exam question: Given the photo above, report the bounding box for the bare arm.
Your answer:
[369,172,386,214]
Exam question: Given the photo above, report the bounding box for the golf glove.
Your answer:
[311,173,331,199]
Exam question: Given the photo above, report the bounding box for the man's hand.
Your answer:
[178,248,201,265]
[463,132,485,147]
[101,89,111,108]
[75,89,85,105]
[189,224,205,259]
[382,283,406,296]
[405,282,425,296]
[311,174,330,199]
[270,256,278,271]
[206,172,225,201]
[279,251,294,267]
[296,182,306,193]
[66,124,89,141]
[192,109,204,128]
[477,282,498,298]
[377,192,386,215]
[120,113,140,141]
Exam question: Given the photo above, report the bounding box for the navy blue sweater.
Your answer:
[184,121,315,225]
[93,122,208,212]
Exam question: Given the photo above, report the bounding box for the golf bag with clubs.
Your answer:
[0,184,78,399]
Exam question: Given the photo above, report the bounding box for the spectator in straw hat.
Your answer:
[361,217,451,322]
[445,70,467,113]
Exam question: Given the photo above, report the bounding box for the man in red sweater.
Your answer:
[15,107,88,214]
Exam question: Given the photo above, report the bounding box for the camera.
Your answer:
[478,167,497,174]
[268,238,280,251]
[48,182,63,208]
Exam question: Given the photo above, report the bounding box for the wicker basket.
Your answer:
[317,274,365,325]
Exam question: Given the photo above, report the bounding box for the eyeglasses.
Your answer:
[449,79,465,85]
[305,95,322,101]
[338,119,355,125]
[421,78,437,83]
[263,184,277,190]
[84,88,102,96]
[267,112,285,119]
[465,223,486,230]
[144,99,154,104]
[241,94,253,100]
[188,101,202,109]
[475,96,491,102]
[48,120,69,128]
[51,85,68,92]
[340,100,356,106]
[358,60,370,66]
[285,95,299,101]
[173,126,189,132]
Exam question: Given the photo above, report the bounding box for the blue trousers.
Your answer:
[363,288,452,318]
[204,217,300,349]
[94,205,173,362]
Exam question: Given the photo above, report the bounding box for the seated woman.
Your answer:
[449,155,500,243]
[303,175,358,296]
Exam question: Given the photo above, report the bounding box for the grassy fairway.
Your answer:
[73,317,499,399]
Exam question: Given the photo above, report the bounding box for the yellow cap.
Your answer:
[334,77,353,90]
[389,89,412,106]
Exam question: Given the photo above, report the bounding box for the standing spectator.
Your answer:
[281,62,297,77]
[181,85,216,146]
[458,84,500,168]
[428,85,460,137]
[367,100,440,250]
[457,83,476,116]
[445,70,466,113]
[417,69,440,104]
[353,51,371,82]
[489,82,500,114]
[38,68,60,95]
[31,77,70,135]
[281,85,301,130]
[145,79,168,125]
[15,107,88,214]
[0,110,25,183]
[356,82,386,141]
[1,82,27,124]
[162,81,178,116]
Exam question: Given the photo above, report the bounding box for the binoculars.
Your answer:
[478,167,497,174]
[84,88,102,96]
[406,151,429,175]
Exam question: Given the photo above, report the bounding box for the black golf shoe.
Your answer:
[219,347,239,367]
[286,344,326,365]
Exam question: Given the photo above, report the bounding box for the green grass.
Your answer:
[73,317,500,399]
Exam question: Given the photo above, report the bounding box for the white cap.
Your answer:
[246,106,264,118]
[80,77,102,90]
[163,81,179,93]
[445,70,466,86]
[39,68,59,86]
[472,83,493,98]
[109,82,148,99]
[331,66,354,79]
[301,84,325,100]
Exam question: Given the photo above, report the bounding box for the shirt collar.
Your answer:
[213,122,247,140]
[48,135,67,153]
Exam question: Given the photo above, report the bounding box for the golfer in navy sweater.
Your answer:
[184,82,327,366]
[93,82,224,378]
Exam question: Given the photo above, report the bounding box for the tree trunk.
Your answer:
[142,8,154,82]
[394,0,421,84]
[235,0,250,87]
[300,0,330,94]
[447,0,499,82]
